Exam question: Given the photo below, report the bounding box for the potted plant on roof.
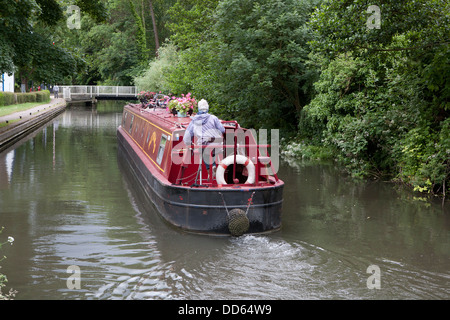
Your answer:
[137,91,155,108]
[168,93,197,117]
[168,99,179,116]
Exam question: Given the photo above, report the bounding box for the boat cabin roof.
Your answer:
[123,103,240,133]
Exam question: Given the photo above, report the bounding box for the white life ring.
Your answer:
[216,155,255,185]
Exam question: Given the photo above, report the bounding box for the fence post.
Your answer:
[65,87,71,100]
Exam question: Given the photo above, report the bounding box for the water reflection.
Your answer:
[0,150,14,189]
[0,101,448,300]
[280,158,449,268]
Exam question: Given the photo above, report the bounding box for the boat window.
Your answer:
[146,131,151,144]
[156,135,167,165]
[122,112,127,127]
[129,114,134,133]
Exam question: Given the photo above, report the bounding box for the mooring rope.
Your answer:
[218,192,230,216]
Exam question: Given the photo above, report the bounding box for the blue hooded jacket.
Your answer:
[183,112,225,146]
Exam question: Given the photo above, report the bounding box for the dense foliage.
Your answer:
[0,0,174,86]
[136,0,319,130]
[0,0,107,89]
[299,0,449,195]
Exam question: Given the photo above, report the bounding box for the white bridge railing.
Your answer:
[61,86,138,100]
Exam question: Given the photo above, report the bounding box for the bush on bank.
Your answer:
[0,92,15,107]
[0,90,50,107]
[287,52,449,196]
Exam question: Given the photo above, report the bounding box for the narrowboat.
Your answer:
[117,96,284,236]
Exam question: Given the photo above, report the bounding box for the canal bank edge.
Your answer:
[0,98,67,153]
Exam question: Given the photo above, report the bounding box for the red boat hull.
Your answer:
[117,126,283,236]
[117,103,284,236]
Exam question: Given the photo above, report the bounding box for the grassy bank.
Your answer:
[0,100,52,117]
[0,119,20,129]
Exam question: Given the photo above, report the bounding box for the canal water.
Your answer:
[0,101,448,300]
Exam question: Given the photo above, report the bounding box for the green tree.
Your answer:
[143,0,177,56]
[167,0,219,50]
[134,43,178,92]
[15,30,79,88]
[298,0,449,195]
[72,0,176,85]
[75,0,146,85]
[148,0,160,55]
[308,0,449,110]
[156,0,319,131]
[0,0,107,87]
[309,0,449,56]
[0,0,40,74]
[211,0,319,129]
[129,0,149,63]
[136,0,221,98]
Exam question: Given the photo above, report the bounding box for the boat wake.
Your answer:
[172,235,449,300]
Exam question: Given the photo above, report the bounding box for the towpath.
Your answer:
[0,98,66,153]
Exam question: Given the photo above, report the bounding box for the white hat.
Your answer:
[198,99,209,112]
